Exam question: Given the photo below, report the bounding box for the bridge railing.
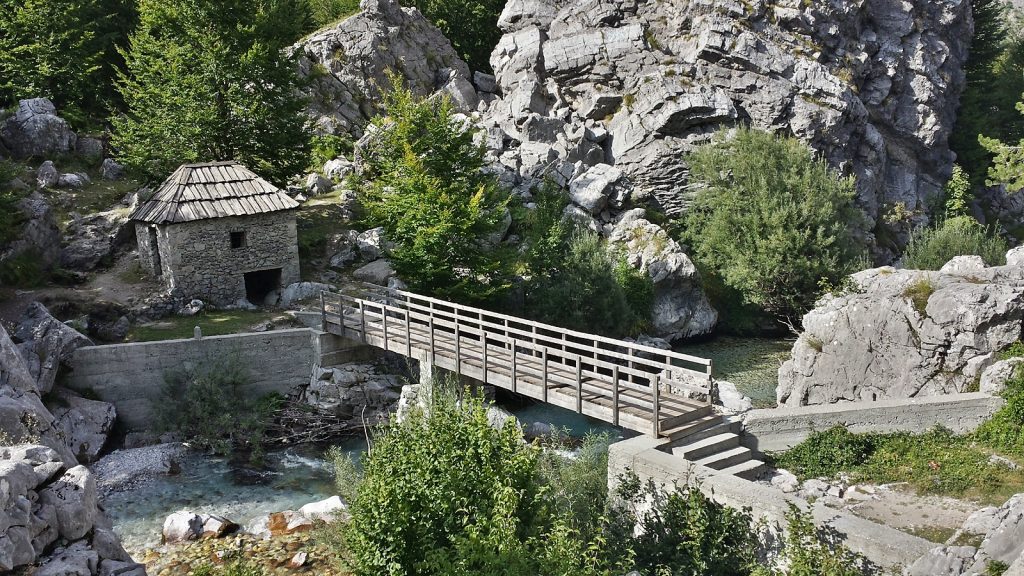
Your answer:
[321,283,713,434]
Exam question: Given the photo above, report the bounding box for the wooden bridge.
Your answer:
[321,285,766,477]
[321,284,723,437]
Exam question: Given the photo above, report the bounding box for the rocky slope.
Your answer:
[777,248,1024,406]
[479,0,971,259]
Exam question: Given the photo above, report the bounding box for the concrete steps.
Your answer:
[667,417,766,480]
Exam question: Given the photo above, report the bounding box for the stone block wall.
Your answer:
[134,223,159,276]
[741,393,1005,453]
[157,211,300,306]
[64,329,364,430]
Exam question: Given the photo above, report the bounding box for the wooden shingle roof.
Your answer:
[130,161,300,224]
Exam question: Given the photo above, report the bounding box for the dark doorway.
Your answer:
[148,227,162,276]
[244,268,282,305]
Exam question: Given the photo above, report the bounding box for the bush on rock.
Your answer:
[681,127,866,323]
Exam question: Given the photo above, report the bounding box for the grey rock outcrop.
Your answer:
[0,99,77,160]
[980,358,1024,396]
[294,0,471,137]
[46,390,117,464]
[61,209,134,272]
[353,259,396,285]
[91,443,187,497]
[909,494,1024,575]
[0,192,62,273]
[0,445,135,574]
[480,0,972,257]
[278,281,335,307]
[14,302,94,396]
[306,363,402,425]
[778,251,1024,406]
[609,217,717,340]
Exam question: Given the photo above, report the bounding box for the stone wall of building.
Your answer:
[134,223,159,276]
[159,211,300,306]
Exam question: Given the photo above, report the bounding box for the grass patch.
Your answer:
[296,189,352,279]
[902,277,935,317]
[127,310,290,342]
[772,425,1024,506]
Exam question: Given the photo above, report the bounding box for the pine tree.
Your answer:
[0,0,133,125]
[980,95,1024,193]
[111,0,312,184]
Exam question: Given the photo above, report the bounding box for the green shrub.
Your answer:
[516,183,653,336]
[358,76,512,303]
[536,433,613,541]
[607,472,760,576]
[682,127,866,322]
[309,133,354,172]
[974,365,1024,455]
[775,425,1024,504]
[339,392,546,575]
[902,216,1008,270]
[307,0,361,28]
[524,230,650,337]
[763,505,865,576]
[902,277,936,317]
[0,163,28,245]
[0,250,49,287]
[155,360,282,462]
[773,426,878,479]
[406,0,504,72]
[999,341,1024,360]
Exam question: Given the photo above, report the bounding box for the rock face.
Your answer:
[609,217,717,339]
[0,99,77,159]
[480,0,971,257]
[61,209,134,272]
[294,0,472,137]
[0,192,61,273]
[0,444,138,574]
[46,390,117,464]
[0,325,78,465]
[14,302,94,396]
[778,252,1024,406]
[908,493,1024,575]
[306,363,402,425]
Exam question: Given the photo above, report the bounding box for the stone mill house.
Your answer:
[129,161,301,306]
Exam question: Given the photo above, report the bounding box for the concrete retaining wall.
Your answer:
[741,393,1005,453]
[608,436,935,571]
[66,329,370,430]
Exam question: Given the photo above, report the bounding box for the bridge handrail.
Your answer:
[323,282,713,381]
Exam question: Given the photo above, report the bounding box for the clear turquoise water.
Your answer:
[102,402,617,557]
[674,337,794,408]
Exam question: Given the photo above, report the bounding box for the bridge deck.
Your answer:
[321,286,714,437]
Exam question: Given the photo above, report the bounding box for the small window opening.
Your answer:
[230,231,247,249]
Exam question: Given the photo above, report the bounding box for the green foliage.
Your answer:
[536,433,613,542]
[901,216,1008,270]
[307,0,362,27]
[358,77,511,303]
[980,95,1024,193]
[0,0,135,124]
[406,0,504,72]
[310,133,354,173]
[902,277,936,317]
[943,164,974,217]
[339,393,546,576]
[515,183,652,337]
[0,162,28,245]
[766,506,865,576]
[950,0,1023,189]
[974,365,1024,455]
[682,127,866,322]
[774,425,1024,504]
[607,472,760,576]
[998,341,1024,360]
[524,230,650,338]
[0,250,50,287]
[112,0,312,183]
[155,360,282,461]
[773,426,877,480]
[987,560,1011,576]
